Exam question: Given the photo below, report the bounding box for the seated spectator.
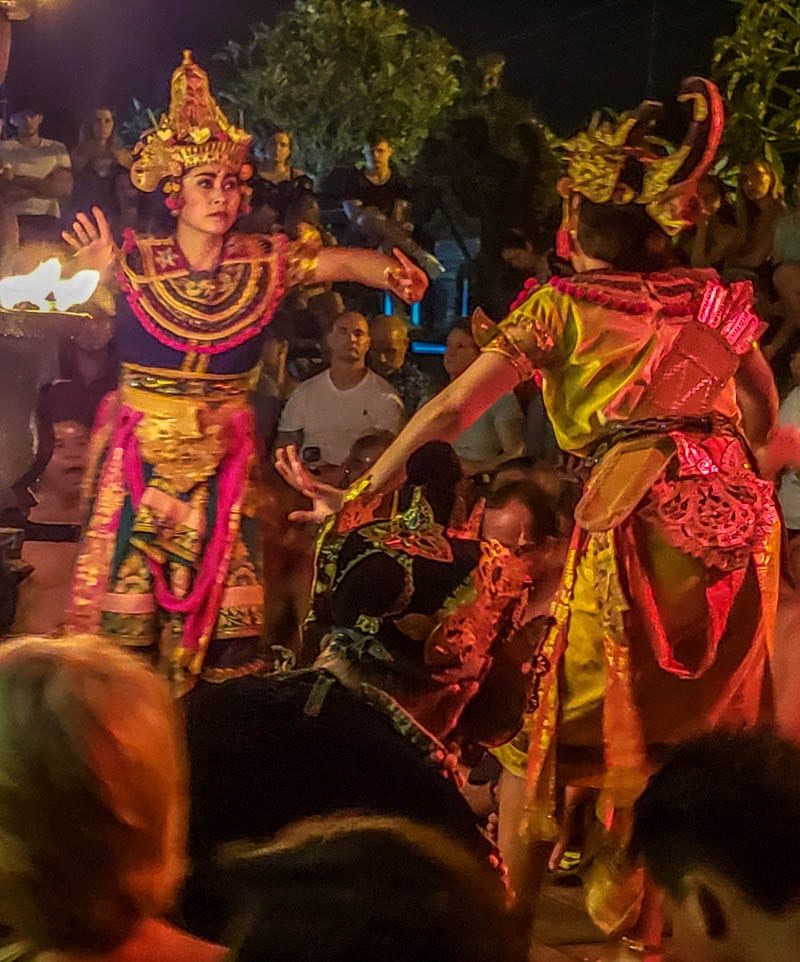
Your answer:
[500,228,550,284]
[224,814,529,962]
[342,133,411,224]
[55,295,118,425]
[69,107,135,233]
[284,192,336,248]
[680,174,738,270]
[0,107,72,244]
[633,729,800,962]
[342,430,396,483]
[253,313,298,450]
[11,392,92,635]
[368,312,433,416]
[276,310,403,472]
[477,481,569,893]
[766,164,800,362]
[0,636,223,962]
[723,159,785,301]
[311,430,396,489]
[247,127,314,233]
[443,319,525,478]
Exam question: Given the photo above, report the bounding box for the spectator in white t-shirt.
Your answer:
[0,108,72,244]
[443,319,525,478]
[276,311,403,470]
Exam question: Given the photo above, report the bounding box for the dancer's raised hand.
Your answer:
[385,248,429,304]
[274,445,346,524]
[62,206,116,276]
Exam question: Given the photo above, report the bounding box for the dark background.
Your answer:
[4,0,737,145]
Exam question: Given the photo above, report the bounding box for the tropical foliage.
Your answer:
[214,0,462,178]
[711,0,800,167]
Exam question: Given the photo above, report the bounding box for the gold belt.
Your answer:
[120,361,259,408]
[119,363,258,492]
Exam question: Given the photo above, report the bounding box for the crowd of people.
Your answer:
[0,45,800,962]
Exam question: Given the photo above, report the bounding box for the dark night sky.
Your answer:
[5,0,737,145]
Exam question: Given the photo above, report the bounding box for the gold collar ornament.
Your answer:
[130,50,252,194]
[557,77,724,236]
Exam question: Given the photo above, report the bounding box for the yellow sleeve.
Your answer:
[474,285,564,380]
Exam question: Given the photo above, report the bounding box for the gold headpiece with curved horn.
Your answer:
[130,50,252,194]
[558,77,724,235]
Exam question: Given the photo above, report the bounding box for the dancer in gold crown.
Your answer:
[65,51,427,689]
[277,78,780,950]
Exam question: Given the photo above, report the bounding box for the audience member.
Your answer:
[767,164,800,362]
[478,480,568,894]
[253,310,299,450]
[69,106,135,232]
[724,159,785,301]
[276,310,403,471]
[633,729,800,962]
[284,191,336,247]
[0,107,72,244]
[11,394,90,635]
[342,430,396,483]
[342,133,411,223]
[0,637,223,962]
[681,174,738,270]
[248,128,314,232]
[54,296,118,423]
[500,228,549,284]
[224,815,529,962]
[368,313,433,416]
[443,319,525,478]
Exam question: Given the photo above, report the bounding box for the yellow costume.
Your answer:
[479,77,779,935]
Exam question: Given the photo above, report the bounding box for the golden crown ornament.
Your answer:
[130,50,252,194]
[557,77,724,236]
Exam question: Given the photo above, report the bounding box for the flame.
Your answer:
[0,258,100,313]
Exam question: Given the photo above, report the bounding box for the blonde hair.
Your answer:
[0,636,187,952]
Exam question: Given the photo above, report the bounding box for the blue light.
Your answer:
[410,341,445,355]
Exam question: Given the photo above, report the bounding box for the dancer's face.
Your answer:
[179,163,241,236]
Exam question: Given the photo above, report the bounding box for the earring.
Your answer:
[556,227,573,260]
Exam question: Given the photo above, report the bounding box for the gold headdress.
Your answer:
[130,50,252,194]
[558,77,724,235]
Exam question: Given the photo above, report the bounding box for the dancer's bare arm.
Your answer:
[276,351,522,523]
[314,247,427,304]
[350,350,521,494]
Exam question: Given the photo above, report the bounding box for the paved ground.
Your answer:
[530,879,671,962]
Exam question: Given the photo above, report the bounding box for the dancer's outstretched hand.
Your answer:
[62,206,116,275]
[275,445,346,524]
[386,248,429,304]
